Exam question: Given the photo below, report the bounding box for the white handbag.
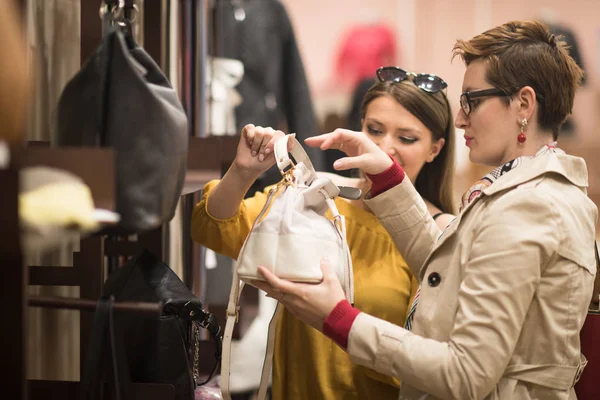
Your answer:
[221,135,355,400]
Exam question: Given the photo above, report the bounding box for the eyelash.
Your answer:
[400,137,418,144]
[367,126,418,144]
[367,126,383,135]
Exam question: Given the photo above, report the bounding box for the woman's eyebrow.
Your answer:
[397,127,421,135]
[365,117,383,125]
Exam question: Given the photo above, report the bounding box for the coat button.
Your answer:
[428,272,441,287]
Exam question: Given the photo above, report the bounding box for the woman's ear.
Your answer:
[427,138,445,163]
[516,86,537,121]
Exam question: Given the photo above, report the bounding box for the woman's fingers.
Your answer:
[257,266,298,294]
[333,154,368,171]
[250,126,266,156]
[251,279,275,294]
[262,131,290,161]
[241,124,256,147]
[305,129,365,152]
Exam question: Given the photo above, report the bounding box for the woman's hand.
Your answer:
[232,124,293,180]
[304,129,392,175]
[251,258,346,332]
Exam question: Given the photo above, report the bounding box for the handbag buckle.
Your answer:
[279,157,296,184]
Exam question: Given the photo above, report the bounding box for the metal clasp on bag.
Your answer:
[99,1,139,27]
[279,157,296,184]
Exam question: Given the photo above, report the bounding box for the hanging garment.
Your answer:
[212,0,323,189]
[206,57,244,136]
[334,23,396,90]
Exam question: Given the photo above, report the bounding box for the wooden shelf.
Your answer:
[20,146,116,211]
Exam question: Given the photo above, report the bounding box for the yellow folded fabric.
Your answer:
[20,181,99,232]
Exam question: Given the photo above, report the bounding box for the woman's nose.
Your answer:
[455,109,469,129]
[376,135,396,156]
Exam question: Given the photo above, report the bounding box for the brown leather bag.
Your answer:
[575,241,600,399]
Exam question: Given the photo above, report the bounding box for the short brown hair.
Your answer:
[452,20,583,140]
[361,80,456,214]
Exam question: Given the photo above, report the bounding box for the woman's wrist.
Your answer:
[229,161,261,184]
[323,300,361,349]
[367,156,405,197]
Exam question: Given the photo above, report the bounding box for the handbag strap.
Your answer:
[97,1,138,147]
[222,188,279,399]
[221,266,244,400]
[256,303,283,399]
[81,296,133,400]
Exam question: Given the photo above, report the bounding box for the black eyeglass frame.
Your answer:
[376,66,448,94]
[460,87,545,116]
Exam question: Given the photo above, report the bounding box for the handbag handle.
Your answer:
[273,134,363,200]
[591,241,600,311]
[274,134,317,183]
[97,1,139,147]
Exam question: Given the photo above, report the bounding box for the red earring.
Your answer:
[518,119,528,143]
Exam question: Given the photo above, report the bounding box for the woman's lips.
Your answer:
[464,135,473,146]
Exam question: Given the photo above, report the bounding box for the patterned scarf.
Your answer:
[404,142,560,331]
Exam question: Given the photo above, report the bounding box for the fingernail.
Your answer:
[252,150,257,157]
[249,140,253,146]
[264,148,271,155]
[333,160,341,168]
[258,153,265,162]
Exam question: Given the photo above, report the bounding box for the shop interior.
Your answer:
[3,0,599,399]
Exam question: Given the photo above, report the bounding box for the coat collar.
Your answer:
[423,151,590,277]
[482,151,589,196]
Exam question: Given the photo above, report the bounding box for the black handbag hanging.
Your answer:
[102,250,222,400]
[55,0,188,233]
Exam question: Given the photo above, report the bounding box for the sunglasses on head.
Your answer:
[376,66,448,94]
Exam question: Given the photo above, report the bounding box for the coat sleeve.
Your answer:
[348,188,560,400]
[364,179,442,279]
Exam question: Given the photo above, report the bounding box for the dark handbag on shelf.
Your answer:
[55,0,188,233]
[575,241,600,399]
[80,296,133,400]
[103,250,222,400]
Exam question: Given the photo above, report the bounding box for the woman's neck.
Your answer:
[501,131,555,165]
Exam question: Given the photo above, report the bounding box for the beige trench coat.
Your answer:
[350,151,598,400]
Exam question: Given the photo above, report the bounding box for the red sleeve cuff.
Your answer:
[323,299,360,349]
[366,156,405,197]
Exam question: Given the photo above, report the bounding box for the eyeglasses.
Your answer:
[459,88,508,116]
[377,66,448,94]
[460,87,545,116]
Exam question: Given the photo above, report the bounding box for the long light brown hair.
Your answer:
[361,80,456,214]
